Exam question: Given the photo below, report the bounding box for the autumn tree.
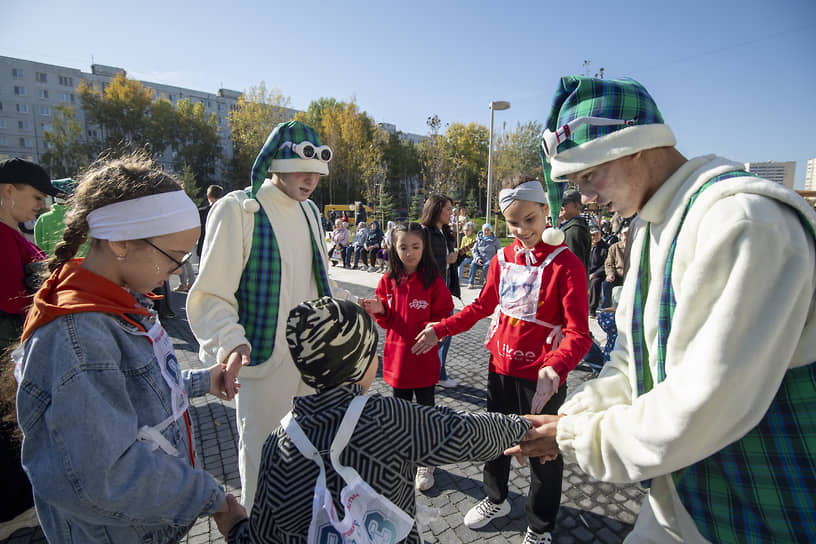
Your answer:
[77,72,155,153]
[295,98,385,207]
[444,122,488,202]
[41,104,92,179]
[227,82,292,187]
[418,115,460,194]
[492,120,544,185]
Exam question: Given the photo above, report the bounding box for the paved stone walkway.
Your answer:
[3,266,644,543]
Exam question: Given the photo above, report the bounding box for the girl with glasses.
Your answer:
[8,154,236,543]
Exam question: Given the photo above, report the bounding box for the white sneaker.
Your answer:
[463,497,510,529]
[415,466,435,491]
[437,377,458,388]
[522,527,552,544]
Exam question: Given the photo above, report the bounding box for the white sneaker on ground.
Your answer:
[467,283,476,289]
[522,527,552,544]
[437,377,458,388]
[463,497,511,528]
[415,466,435,491]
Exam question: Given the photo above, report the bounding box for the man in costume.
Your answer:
[187,121,335,511]
[510,76,816,542]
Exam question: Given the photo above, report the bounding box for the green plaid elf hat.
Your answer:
[539,76,675,224]
[287,296,378,391]
[244,120,331,212]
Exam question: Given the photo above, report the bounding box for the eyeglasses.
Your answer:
[540,116,635,160]
[143,239,192,274]
[279,141,333,162]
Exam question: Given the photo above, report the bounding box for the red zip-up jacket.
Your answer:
[433,238,591,384]
[374,269,454,389]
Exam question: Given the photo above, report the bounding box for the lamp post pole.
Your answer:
[486,100,510,228]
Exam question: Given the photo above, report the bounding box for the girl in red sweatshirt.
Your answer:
[413,178,591,543]
[361,221,453,492]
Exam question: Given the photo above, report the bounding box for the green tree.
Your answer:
[41,104,92,179]
[409,190,423,220]
[172,98,220,190]
[378,185,397,224]
[227,82,292,188]
[180,163,204,205]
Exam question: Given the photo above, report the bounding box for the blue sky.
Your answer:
[3,0,814,188]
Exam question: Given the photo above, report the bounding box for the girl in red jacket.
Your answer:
[361,221,453,492]
[413,177,591,543]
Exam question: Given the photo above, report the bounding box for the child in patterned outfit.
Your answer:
[361,222,454,491]
[214,297,540,544]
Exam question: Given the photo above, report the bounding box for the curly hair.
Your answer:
[49,152,182,273]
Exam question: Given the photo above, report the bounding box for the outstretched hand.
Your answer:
[505,414,563,465]
[360,295,386,316]
[531,366,560,413]
[212,494,247,538]
[412,323,441,355]
[223,344,251,399]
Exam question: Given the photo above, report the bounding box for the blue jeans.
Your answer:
[468,260,490,285]
[457,257,473,280]
[438,309,454,380]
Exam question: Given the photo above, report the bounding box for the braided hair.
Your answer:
[49,152,182,273]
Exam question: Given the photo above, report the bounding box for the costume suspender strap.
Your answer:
[281,396,370,488]
[329,395,369,484]
[282,411,328,488]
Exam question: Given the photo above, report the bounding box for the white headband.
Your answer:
[498,180,549,212]
[87,190,200,241]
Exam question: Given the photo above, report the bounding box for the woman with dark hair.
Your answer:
[419,193,463,388]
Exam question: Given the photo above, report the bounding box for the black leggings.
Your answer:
[392,385,435,407]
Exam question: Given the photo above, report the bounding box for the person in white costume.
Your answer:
[187,121,338,512]
[508,76,816,543]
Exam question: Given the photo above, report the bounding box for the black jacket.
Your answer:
[560,215,591,276]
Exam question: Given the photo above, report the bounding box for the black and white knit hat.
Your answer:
[286,297,378,391]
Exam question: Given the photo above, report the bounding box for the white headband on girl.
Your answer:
[87,190,200,241]
[498,180,549,212]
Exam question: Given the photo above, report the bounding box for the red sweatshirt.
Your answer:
[1,221,46,315]
[374,269,454,389]
[433,238,591,384]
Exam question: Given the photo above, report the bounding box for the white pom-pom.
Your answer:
[242,198,260,213]
[541,228,565,246]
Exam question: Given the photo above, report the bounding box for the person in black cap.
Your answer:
[0,158,62,348]
[0,157,60,539]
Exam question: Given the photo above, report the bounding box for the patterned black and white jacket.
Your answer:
[228,384,531,543]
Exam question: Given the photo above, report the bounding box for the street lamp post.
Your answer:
[486,100,510,228]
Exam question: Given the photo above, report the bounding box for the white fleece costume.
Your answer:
[557,155,816,542]
[187,180,329,511]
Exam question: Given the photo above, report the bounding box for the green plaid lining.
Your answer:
[633,170,816,542]
[237,195,330,366]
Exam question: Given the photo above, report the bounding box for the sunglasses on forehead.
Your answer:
[278,141,333,163]
[540,116,635,161]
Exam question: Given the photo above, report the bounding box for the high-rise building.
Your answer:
[1,55,424,183]
[805,158,816,191]
[744,161,796,189]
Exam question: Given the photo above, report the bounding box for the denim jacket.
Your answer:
[16,309,225,543]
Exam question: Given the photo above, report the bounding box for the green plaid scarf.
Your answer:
[632,170,816,542]
[237,194,330,366]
